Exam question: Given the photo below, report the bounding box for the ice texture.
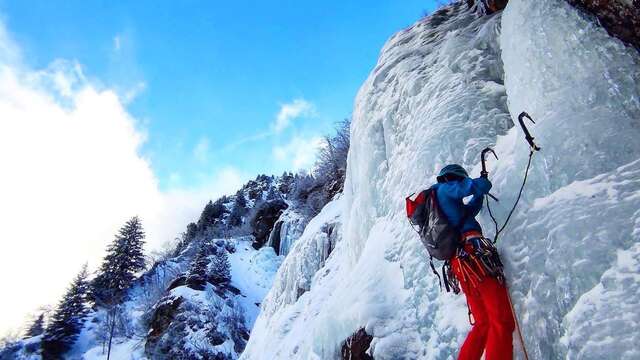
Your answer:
[243,0,640,359]
[242,198,343,359]
[266,208,308,256]
[499,0,640,358]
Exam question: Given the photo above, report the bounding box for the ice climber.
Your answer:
[406,164,515,360]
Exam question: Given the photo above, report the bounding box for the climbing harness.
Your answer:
[484,111,541,244]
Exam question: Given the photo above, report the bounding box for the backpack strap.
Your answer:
[429,256,442,291]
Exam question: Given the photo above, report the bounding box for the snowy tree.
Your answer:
[266,186,281,201]
[185,222,198,243]
[314,118,350,197]
[210,247,231,285]
[173,222,199,257]
[197,200,226,232]
[278,172,295,195]
[228,192,248,228]
[186,241,212,290]
[92,216,146,305]
[41,265,89,359]
[235,191,247,208]
[24,313,45,338]
[90,217,147,360]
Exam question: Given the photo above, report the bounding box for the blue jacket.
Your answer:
[433,177,492,233]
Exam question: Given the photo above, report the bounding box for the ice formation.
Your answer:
[243,0,640,359]
[266,209,308,256]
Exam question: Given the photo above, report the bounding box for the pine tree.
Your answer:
[24,313,45,338]
[228,192,248,228]
[185,222,198,242]
[41,265,89,359]
[92,216,146,305]
[266,186,281,201]
[186,241,212,290]
[210,247,231,285]
[197,200,226,231]
[278,171,295,195]
[235,191,247,208]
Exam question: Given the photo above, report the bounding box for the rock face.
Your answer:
[145,296,183,353]
[341,328,374,360]
[466,0,509,13]
[145,285,248,359]
[567,0,640,50]
[251,199,288,249]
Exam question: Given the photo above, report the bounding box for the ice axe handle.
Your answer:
[487,193,499,202]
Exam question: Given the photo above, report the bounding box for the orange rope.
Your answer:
[506,288,530,360]
[470,255,487,277]
[461,260,482,283]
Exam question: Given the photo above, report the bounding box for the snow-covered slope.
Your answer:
[243,0,640,359]
[1,237,281,360]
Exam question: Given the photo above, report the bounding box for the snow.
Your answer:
[82,339,145,360]
[228,238,282,328]
[244,0,640,359]
[560,243,640,360]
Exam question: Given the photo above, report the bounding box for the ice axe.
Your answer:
[481,147,499,202]
[518,112,541,151]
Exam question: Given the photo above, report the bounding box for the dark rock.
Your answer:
[466,0,508,14]
[146,296,183,354]
[186,278,207,291]
[567,0,640,50]
[166,275,186,291]
[268,220,284,255]
[208,329,226,346]
[341,328,374,360]
[225,284,242,295]
[250,199,288,249]
[296,287,307,301]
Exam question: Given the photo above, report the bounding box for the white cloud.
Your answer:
[113,35,121,52]
[122,81,146,104]
[193,137,210,163]
[0,23,243,335]
[273,135,323,171]
[271,99,315,133]
[0,21,20,65]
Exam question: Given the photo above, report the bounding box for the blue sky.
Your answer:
[0,0,438,190]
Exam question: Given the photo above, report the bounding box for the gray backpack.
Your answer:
[406,187,461,260]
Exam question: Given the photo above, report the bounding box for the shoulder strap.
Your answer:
[430,185,470,230]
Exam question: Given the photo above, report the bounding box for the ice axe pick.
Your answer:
[481,147,499,202]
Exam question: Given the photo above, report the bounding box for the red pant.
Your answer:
[453,258,515,360]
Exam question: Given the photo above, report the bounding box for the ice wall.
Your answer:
[243,0,640,359]
[498,0,640,358]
